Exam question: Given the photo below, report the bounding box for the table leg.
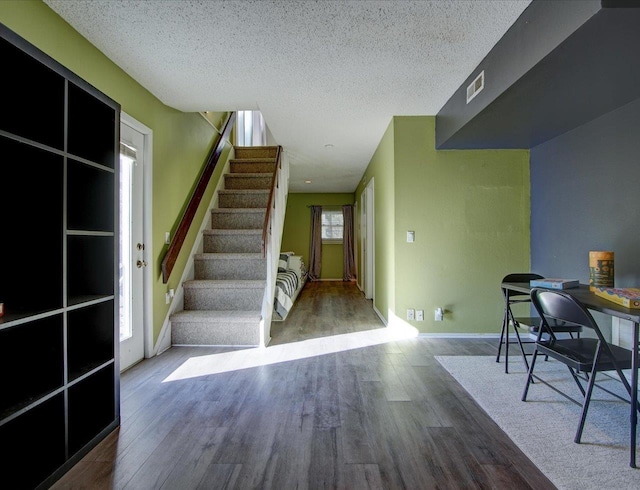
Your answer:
[631,321,638,468]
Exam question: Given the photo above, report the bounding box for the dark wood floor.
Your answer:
[52,281,555,489]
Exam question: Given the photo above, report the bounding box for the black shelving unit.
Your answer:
[0,23,120,489]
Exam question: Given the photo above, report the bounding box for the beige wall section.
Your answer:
[355,120,396,322]
[281,193,356,280]
[0,1,229,344]
[357,116,530,333]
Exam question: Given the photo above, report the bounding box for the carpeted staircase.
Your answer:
[170,146,278,345]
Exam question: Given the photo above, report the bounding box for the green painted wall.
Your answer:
[281,193,355,280]
[357,116,530,333]
[355,120,396,320]
[0,1,229,344]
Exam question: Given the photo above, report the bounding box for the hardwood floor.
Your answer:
[52,281,555,489]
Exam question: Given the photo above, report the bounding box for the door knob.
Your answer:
[136,260,147,268]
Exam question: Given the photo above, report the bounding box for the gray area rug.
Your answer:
[435,355,640,490]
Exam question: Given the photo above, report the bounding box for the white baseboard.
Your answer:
[373,305,388,326]
[417,332,519,339]
[418,333,498,338]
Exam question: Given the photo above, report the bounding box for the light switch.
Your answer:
[407,231,415,243]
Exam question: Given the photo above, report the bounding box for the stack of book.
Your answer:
[529,278,580,290]
[594,287,640,308]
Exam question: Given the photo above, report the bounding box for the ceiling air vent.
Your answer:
[466,70,484,104]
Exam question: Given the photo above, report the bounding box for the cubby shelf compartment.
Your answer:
[0,393,66,490]
[67,234,115,301]
[0,136,64,316]
[67,81,117,169]
[68,364,116,455]
[67,159,115,232]
[0,314,64,420]
[0,35,65,150]
[68,301,115,381]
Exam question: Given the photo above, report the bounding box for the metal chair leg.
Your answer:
[575,366,598,443]
[496,306,508,363]
[522,349,539,401]
[508,308,530,372]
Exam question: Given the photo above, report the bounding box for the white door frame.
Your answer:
[358,192,365,292]
[364,178,375,301]
[120,112,154,362]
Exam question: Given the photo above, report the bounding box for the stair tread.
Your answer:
[230,158,276,163]
[183,279,266,289]
[171,310,262,322]
[194,253,264,260]
[211,207,266,213]
[202,228,262,235]
[225,172,273,178]
[218,189,270,194]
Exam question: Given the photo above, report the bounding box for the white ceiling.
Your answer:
[44,0,531,193]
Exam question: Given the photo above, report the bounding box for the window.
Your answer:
[236,110,266,146]
[322,209,343,243]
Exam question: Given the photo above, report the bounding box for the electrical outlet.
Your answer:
[407,308,415,321]
[165,292,171,304]
[165,232,171,245]
[416,310,424,321]
[435,307,444,321]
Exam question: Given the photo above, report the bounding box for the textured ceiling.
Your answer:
[44,0,531,192]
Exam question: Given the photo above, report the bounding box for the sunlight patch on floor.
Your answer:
[163,325,418,382]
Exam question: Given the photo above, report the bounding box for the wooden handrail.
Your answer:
[161,112,236,283]
[261,145,283,256]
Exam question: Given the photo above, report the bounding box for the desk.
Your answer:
[502,282,640,467]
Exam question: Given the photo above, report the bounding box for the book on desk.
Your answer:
[594,287,640,309]
[529,278,580,290]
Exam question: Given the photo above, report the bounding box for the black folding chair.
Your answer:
[522,288,636,444]
[497,273,582,373]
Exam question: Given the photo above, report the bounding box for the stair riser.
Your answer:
[235,147,278,159]
[184,287,263,310]
[211,211,265,229]
[218,192,269,208]
[171,320,260,346]
[224,175,272,190]
[203,234,262,253]
[195,258,266,280]
[230,162,276,174]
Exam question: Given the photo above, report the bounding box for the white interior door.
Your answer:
[119,119,147,371]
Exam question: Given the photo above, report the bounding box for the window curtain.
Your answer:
[308,205,322,281]
[342,204,356,281]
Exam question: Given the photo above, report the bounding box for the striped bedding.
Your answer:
[274,270,299,319]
